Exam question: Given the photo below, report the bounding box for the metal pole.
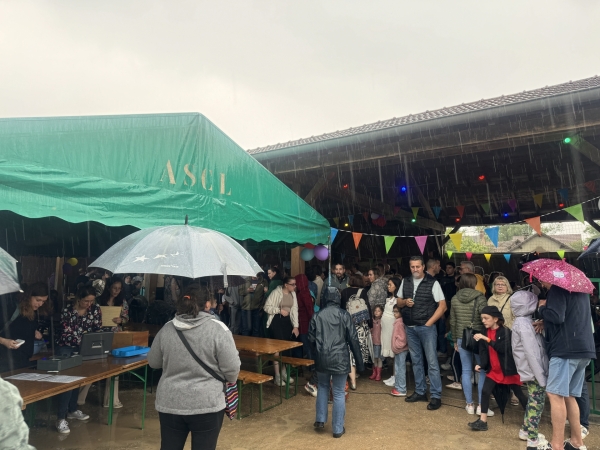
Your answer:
[378,160,384,202]
[327,234,332,287]
[87,221,91,258]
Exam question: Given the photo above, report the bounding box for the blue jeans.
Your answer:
[577,378,590,428]
[436,317,447,353]
[241,309,262,337]
[56,346,80,419]
[457,338,485,405]
[394,351,408,393]
[406,325,442,398]
[316,372,346,435]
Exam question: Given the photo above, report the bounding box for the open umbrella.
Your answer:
[0,246,20,296]
[578,238,600,259]
[521,258,594,294]
[89,225,262,287]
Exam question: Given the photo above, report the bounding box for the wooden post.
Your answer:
[291,246,305,277]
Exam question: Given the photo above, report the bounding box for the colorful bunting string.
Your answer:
[533,193,544,208]
[558,188,569,201]
[352,232,362,249]
[384,236,396,254]
[348,215,354,225]
[412,207,420,219]
[484,253,492,262]
[564,204,585,223]
[456,205,465,218]
[333,217,339,227]
[465,252,473,260]
[484,227,499,247]
[481,203,491,215]
[504,254,511,263]
[507,199,517,212]
[557,250,565,259]
[449,233,463,251]
[414,236,428,255]
[330,228,339,243]
[447,250,453,258]
[432,206,442,219]
[584,181,596,193]
[525,216,542,236]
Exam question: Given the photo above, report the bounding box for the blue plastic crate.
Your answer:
[111,346,150,358]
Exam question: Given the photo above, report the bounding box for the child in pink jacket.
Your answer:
[390,305,408,397]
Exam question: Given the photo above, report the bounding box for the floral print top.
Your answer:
[367,278,388,309]
[57,303,103,348]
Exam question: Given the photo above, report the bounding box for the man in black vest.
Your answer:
[397,256,447,410]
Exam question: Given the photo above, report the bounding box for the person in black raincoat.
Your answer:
[309,286,363,439]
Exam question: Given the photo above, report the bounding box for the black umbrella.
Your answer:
[492,383,511,423]
[578,238,600,259]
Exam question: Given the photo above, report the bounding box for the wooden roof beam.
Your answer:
[322,188,445,232]
[304,172,335,207]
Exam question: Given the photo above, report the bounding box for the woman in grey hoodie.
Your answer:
[148,286,241,450]
[510,290,549,450]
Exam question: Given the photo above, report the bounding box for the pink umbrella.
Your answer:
[521,258,595,294]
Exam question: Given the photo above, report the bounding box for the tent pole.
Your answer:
[87,221,91,258]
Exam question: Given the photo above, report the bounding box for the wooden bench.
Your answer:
[265,356,314,398]
[236,370,273,419]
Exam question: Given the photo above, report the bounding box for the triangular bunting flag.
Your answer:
[340,253,346,262]
[504,254,511,263]
[449,233,463,251]
[465,252,473,260]
[384,236,396,254]
[393,206,401,216]
[484,227,499,248]
[584,181,596,193]
[446,250,453,258]
[330,228,339,243]
[352,232,363,249]
[348,215,354,225]
[507,199,517,212]
[564,204,585,223]
[557,250,565,259]
[484,253,492,262]
[432,206,441,219]
[558,188,569,201]
[362,212,369,221]
[456,205,465,218]
[333,217,339,227]
[533,193,544,208]
[414,236,428,255]
[396,258,402,266]
[481,203,490,215]
[525,216,542,236]
[411,207,420,219]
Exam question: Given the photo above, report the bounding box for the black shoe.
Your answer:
[564,440,583,450]
[314,422,324,429]
[333,428,345,438]
[468,419,488,431]
[405,392,428,403]
[427,398,442,410]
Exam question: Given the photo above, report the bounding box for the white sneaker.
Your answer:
[582,426,589,440]
[66,410,89,421]
[446,382,462,390]
[476,405,494,417]
[56,419,70,434]
[426,376,430,384]
[564,438,587,450]
[465,404,475,414]
[440,363,451,371]
[519,429,546,441]
[446,375,455,382]
[274,378,286,387]
[383,376,395,386]
[437,351,447,358]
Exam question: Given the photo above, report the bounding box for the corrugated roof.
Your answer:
[248,75,600,155]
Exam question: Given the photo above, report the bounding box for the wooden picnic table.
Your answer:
[232,335,302,412]
[3,355,149,429]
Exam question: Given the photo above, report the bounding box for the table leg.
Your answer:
[142,365,147,430]
[108,376,115,425]
[257,355,263,413]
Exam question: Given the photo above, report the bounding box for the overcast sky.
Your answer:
[1,1,599,149]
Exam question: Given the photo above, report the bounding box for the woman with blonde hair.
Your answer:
[487,276,514,330]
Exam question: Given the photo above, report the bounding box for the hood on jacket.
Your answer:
[295,274,309,292]
[172,311,214,330]
[510,291,537,317]
[323,286,341,307]
[456,288,482,304]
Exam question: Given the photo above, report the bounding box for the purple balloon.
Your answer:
[62,263,73,275]
[314,245,329,261]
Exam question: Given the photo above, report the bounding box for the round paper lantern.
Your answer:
[67,257,78,266]
[62,263,73,275]
[314,245,329,261]
[371,213,380,219]
[301,248,315,261]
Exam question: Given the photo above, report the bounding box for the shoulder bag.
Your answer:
[461,297,480,354]
[176,329,238,420]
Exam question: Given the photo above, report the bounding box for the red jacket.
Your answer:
[391,317,408,354]
[295,274,314,335]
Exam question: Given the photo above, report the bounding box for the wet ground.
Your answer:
[27,367,600,450]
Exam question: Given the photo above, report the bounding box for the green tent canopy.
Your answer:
[0,113,330,244]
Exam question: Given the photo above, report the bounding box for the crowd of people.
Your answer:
[189,256,596,449]
[1,256,598,450]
